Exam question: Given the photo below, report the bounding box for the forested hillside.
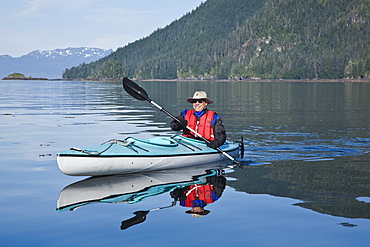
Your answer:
[227,0,370,79]
[63,0,370,80]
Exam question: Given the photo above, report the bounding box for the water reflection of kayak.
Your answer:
[56,162,228,212]
[57,135,240,176]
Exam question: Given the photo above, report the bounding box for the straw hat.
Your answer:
[187,91,213,104]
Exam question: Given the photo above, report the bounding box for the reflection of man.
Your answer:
[170,173,226,217]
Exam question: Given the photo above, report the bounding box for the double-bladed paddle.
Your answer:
[122,77,239,164]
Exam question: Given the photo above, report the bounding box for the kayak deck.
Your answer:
[58,135,236,157]
[57,135,240,176]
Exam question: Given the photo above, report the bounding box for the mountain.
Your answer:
[0,47,113,79]
[63,0,370,80]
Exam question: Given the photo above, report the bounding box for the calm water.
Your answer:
[1,80,370,246]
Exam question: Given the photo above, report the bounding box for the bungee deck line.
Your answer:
[68,136,207,156]
[70,139,138,156]
[170,136,203,151]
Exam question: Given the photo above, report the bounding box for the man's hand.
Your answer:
[176,117,188,128]
[207,140,219,149]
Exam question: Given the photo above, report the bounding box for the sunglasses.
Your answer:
[190,99,205,103]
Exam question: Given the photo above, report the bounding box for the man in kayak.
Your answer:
[170,91,226,148]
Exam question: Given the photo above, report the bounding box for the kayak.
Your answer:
[57,135,240,176]
[57,162,226,211]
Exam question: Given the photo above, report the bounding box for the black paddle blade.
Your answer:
[120,210,149,230]
[123,77,150,101]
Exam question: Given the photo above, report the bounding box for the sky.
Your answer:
[0,0,205,57]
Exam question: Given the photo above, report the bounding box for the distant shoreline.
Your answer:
[2,76,48,81]
[2,77,370,83]
[139,78,370,83]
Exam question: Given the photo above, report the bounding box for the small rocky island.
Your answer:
[2,73,48,80]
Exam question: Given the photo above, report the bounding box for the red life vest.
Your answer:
[183,110,215,141]
[180,184,216,207]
